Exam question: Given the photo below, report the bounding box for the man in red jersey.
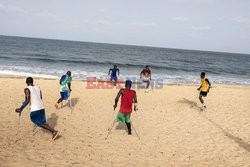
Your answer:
[113,80,138,135]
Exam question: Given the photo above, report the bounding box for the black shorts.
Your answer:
[200,91,207,97]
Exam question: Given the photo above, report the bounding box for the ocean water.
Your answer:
[0,35,250,85]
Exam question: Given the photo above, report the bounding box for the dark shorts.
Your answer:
[30,109,46,125]
[111,75,117,80]
[60,91,69,100]
[200,91,208,97]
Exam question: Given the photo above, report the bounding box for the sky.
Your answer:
[0,0,250,54]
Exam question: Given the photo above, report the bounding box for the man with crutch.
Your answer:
[112,80,138,135]
[15,77,59,140]
[55,71,72,109]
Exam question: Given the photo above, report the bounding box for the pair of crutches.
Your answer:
[105,109,141,140]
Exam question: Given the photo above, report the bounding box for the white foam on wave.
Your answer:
[0,70,59,79]
[0,65,249,85]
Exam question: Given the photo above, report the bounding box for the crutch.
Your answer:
[16,102,25,136]
[16,112,21,136]
[69,95,72,109]
[105,120,116,140]
[131,123,141,140]
[69,92,73,114]
[105,108,117,140]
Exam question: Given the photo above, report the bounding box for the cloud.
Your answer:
[83,19,121,26]
[0,4,5,11]
[217,17,224,22]
[83,19,157,28]
[98,9,108,13]
[0,3,28,14]
[191,26,211,31]
[38,11,64,22]
[172,16,190,22]
[0,3,64,23]
[189,0,220,3]
[231,16,250,25]
[127,22,157,28]
[190,26,211,38]
[172,0,225,5]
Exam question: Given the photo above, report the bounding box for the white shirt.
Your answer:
[27,85,44,112]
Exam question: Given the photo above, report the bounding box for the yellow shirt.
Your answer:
[201,78,209,92]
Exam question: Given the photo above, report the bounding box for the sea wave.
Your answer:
[13,57,222,75]
[0,65,249,85]
[0,36,249,85]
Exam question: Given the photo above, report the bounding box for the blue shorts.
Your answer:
[60,91,69,100]
[30,109,46,125]
[111,75,117,80]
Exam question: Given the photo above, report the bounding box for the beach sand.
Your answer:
[0,77,249,167]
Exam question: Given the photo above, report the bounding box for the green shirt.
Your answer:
[60,75,72,92]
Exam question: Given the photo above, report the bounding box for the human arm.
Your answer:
[67,76,72,92]
[15,88,30,113]
[113,89,123,110]
[118,69,120,75]
[140,70,143,79]
[206,79,211,92]
[68,82,72,92]
[108,69,112,75]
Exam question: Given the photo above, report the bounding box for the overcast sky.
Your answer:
[0,0,250,54]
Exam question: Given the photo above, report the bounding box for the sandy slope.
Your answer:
[0,77,249,167]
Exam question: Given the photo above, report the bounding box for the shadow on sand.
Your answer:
[178,98,202,110]
[47,113,58,129]
[115,122,128,133]
[42,113,62,139]
[178,98,250,153]
[15,113,60,143]
[61,97,79,109]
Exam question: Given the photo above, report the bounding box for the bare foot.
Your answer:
[55,104,59,109]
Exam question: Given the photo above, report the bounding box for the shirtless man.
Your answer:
[140,65,151,92]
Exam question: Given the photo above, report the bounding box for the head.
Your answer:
[26,77,33,85]
[66,71,71,76]
[200,72,205,79]
[125,80,132,89]
[114,65,117,69]
[145,65,149,70]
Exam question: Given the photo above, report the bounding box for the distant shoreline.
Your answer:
[1,74,249,87]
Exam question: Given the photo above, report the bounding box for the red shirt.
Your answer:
[119,89,136,114]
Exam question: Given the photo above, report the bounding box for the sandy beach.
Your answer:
[0,77,249,167]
